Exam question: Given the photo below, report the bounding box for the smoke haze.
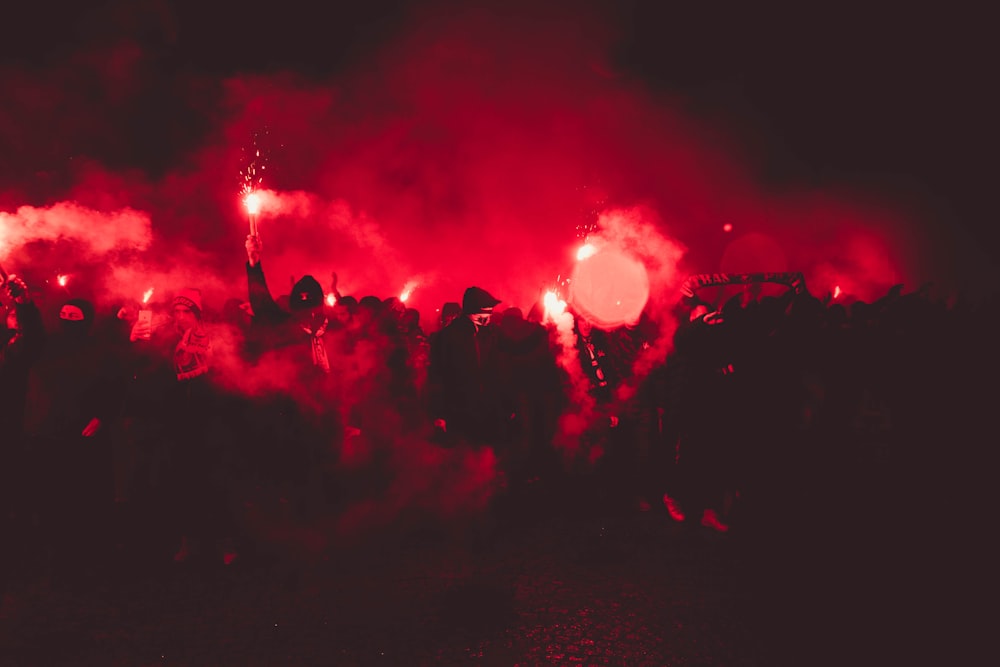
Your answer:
[4,1,992,323]
[3,0,996,541]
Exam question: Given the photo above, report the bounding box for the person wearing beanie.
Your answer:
[171,288,203,320]
[164,287,235,564]
[121,284,238,566]
[171,288,210,381]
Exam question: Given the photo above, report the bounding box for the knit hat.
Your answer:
[172,288,203,318]
[289,275,324,311]
[462,286,501,315]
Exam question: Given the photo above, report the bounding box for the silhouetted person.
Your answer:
[494,307,563,487]
[661,303,734,533]
[244,234,343,518]
[427,286,506,450]
[24,297,124,582]
[0,274,45,592]
[0,274,44,447]
[127,288,237,565]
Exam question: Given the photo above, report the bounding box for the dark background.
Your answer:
[3,0,997,264]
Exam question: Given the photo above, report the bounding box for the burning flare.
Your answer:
[400,279,418,304]
[57,274,68,287]
[576,243,597,261]
[243,192,262,216]
[543,290,567,322]
[142,287,155,304]
[326,293,337,307]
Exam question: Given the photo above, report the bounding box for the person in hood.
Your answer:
[427,286,507,449]
[24,296,125,582]
[243,234,343,520]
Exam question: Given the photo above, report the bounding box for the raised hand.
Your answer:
[246,234,262,267]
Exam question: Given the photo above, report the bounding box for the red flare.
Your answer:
[243,192,262,216]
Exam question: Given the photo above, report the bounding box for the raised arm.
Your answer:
[245,234,287,325]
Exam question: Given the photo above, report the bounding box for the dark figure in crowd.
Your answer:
[569,310,652,506]
[392,306,430,425]
[427,286,507,450]
[0,274,44,444]
[425,301,461,391]
[438,301,462,331]
[124,288,238,564]
[574,313,620,410]
[660,302,736,533]
[246,233,334,381]
[244,234,342,517]
[23,298,125,582]
[494,307,564,487]
[0,274,45,592]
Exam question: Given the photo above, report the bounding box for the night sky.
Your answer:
[2,0,997,318]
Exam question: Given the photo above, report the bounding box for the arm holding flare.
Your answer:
[245,234,288,325]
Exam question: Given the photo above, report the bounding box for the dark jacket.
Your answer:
[24,327,125,441]
[1,301,46,440]
[427,316,504,443]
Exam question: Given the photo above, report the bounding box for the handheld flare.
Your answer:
[244,192,262,237]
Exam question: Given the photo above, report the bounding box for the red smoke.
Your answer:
[3,0,993,537]
[3,4,985,316]
[0,202,151,258]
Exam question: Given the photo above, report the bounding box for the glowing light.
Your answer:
[543,290,566,321]
[57,274,68,287]
[576,243,597,261]
[326,293,337,307]
[569,246,650,329]
[240,128,270,236]
[399,279,418,304]
[833,285,842,299]
[723,223,733,233]
[243,192,262,216]
[142,287,154,304]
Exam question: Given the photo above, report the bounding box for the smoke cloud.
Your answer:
[4,3,989,316]
[3,0,994,542]
[0,202,151,260]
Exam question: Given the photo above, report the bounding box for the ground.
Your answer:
[0,470,967,666]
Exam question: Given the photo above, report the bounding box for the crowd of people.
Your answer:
[1,236,996,591]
